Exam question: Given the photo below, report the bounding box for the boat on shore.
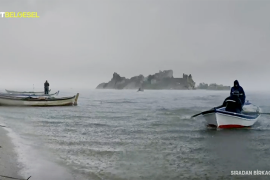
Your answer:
[201,101,261,128]
[5,89,51,95]
[0,93,79,106]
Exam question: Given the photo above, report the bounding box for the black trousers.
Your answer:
[44,88,49,94]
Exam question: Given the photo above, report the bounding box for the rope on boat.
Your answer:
[0,175,31,180]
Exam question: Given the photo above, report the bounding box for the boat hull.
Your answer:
[202,101,261,129]
[203,112,218,127]
[0,93,79,106]
[203,111,260,128]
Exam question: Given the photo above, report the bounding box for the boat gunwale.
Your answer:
[202,108,260,120]
[5,89,51,94]
[0,95,75,101]
[0,91,59,97]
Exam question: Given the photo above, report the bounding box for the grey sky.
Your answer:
[0,0,269,91]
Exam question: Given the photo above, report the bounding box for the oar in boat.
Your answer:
[242,112,270,115]
[260,113,270,115]
[191,109,270,118]
[191,105,224,118]
[191,109,215,118]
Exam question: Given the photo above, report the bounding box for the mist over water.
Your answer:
[0,90,270,180]
[1,1,270,90]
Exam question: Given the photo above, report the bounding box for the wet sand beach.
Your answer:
[0,123,84,180]
[0,127,24,180]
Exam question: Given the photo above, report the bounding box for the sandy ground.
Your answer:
[0,127,24,180]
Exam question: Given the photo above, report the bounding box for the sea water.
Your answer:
[0,89,270,180]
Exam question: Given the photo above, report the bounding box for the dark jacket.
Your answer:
[230,80,245,105]
[222,95,242,113]
[44,82,49,89]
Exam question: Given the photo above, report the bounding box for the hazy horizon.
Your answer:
[1,0,270,91]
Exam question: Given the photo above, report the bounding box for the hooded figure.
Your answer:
[44,80,49,94]
[230,80,245,106]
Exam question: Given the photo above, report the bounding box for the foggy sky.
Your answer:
[0,0,270,91]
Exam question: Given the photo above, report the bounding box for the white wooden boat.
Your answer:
[5,89,51,95]
[202,101,261,128]
[0,93,79,106]
[0,91,59,97]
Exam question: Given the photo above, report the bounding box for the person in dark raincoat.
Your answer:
[230,80,245,106]
[44,80,49,94]
[215,91,243,113]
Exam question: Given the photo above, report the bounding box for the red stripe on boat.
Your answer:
[218,125,251,128]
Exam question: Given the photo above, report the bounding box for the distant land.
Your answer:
[196,83,231,90]
[96,70,230,90]
[96,70,196,90]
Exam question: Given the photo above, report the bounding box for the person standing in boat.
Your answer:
[230,80,245,106]
[44,80,49,94]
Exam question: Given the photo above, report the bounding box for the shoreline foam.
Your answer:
[0,127,24,179]
[3,125,77,180]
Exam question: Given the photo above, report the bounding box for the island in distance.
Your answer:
[96,70,195,90]
[96,70,230,90]
[197,83,231,90]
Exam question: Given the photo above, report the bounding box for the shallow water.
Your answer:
[1,89,270,180]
